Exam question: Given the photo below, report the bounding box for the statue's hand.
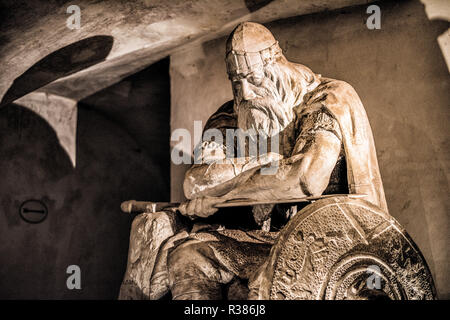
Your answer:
[178,196,224,219]
[260,152,284,164]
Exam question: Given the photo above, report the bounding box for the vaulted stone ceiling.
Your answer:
[0,0,375,106]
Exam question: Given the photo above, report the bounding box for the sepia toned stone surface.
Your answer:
[0,0,374,106]
[119,209,186,300]
[170,4,449,297]
[250,196,436,300]
[0,1,445,300]
[120,21,437,300]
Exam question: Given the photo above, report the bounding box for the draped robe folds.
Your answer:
[299,78,388,213]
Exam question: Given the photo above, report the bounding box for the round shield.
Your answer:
[256,196,436,300]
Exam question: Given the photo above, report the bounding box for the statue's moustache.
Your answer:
[238,97,290,129]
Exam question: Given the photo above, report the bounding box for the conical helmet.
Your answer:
[225,22,282,78]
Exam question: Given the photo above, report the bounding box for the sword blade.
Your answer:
[121,194,366,213]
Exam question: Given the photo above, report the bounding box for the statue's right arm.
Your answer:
[183,152,282,199]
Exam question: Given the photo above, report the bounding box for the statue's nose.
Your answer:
[240,79,257,101]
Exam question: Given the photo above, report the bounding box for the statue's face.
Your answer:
[231,63,294,136]
[230,67,266,105]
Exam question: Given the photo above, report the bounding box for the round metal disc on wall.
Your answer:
[19,200,48,224]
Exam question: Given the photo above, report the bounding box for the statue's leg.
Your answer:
[149,230,190,299]
[167,239,233,300]
[166,234,272,300]
[118,210,186,300]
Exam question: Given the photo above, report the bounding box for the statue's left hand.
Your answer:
[178,196,225,219]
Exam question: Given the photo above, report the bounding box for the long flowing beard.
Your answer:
[237,93,294,137]
[236,63,298,137]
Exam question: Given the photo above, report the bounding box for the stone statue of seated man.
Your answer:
[119,22,392,300]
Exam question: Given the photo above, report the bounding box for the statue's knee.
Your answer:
[128,211,179,259]
[167,241,205,275]
[131,211,175,234]
[168,241,201,264]
[167,241,227,299]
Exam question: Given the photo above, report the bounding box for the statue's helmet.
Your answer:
[225,22,282,79]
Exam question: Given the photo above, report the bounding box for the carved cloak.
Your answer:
[297,77,388,212]
[203,76,388,212]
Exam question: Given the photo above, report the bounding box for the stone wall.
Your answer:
[0,59,171,299]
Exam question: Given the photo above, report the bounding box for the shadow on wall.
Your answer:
[0,59,170,299]
[0,35,114,107]
[244,0,274,12]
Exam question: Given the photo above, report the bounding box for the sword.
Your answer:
[120,194,366,214]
